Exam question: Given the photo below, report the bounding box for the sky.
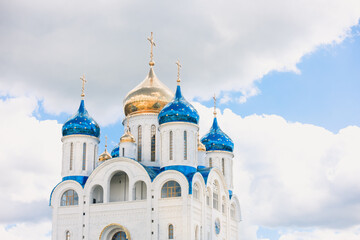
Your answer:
[0,0,360,239]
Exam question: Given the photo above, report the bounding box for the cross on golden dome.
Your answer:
[147,32,156,67]
[176,60,182,85]
[80,74,87,98]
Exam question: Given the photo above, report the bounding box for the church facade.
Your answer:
[50,34,241,240]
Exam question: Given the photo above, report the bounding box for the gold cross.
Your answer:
[147,32,156,66]
[176,60,182,84]
[213,94,217,116]
[80,74,87,98]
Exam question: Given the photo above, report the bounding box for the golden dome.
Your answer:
[120,129,136,143]
[123,67,173,116]
[98,148,111,161]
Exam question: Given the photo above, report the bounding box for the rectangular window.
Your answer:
[184,131,187,160]
[151,125,156,161]
[169,131,173,160]
[70,142,73,171]
[222,158,225,176]
[122,147,125,157]
[82,143,86,171]
[213,193,218,210]
[137,126,142,162]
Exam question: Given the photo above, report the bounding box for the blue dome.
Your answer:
[201,117,234,152]
[62,100,100,138]
[111,145,119,158]
[158,85,199,125]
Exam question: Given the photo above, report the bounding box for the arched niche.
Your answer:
[110,171,129,202]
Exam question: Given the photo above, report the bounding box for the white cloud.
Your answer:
[279,225,360,240]
[0,0,359,125]
[194,103,360,238]
[0,222,52,240]
[0,96,61,224]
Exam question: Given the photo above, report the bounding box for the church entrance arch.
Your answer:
[99,223,131,240]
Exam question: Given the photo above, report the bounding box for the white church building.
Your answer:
[50,34,241,240]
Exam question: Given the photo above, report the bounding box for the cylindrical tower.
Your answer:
[61,98,100,179]
[158,72,200,172]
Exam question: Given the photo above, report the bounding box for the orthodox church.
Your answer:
[50,33,241,240]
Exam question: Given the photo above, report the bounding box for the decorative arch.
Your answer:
[109,171,129,202]
[91,185,104,204]
[99,223,131,240]
[133,180,147,200]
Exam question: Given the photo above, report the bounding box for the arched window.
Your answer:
[82,143,86,170]
[66,231,70,240]
[93,145,97,169]
[222,158,225,176]
[193,183,199,200]
[209,158,212,167]
[111,231,126,240]
[206,188,211,206]
[151,125,156,161]
[137,125,142,161]
[195,225,199,240]
[213,182,219,210]
[168,224,174,239]
[184,131,187,160]
[61,190,78,206]
[69,143,74,171]
[161,181,181,198]
[231,204,236,219]
[91,185,103,204]
[169,131,173,160]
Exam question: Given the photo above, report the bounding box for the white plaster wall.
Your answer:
[206,151,234,191]
[61,135,99,178]
[159,122,199,169]
[126,113,160,167]
[119,141,136,159]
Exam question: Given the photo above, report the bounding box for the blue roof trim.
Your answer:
[62,100,100,138]
[141,165,161,181]
[197,165,206,169]
[197,167,212,185]
[160,165,197,194]
[201,117,234,152]
[49,175,88,206]
[158,85,199,125]
[229,190,233,199]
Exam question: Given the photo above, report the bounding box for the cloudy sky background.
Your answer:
[1,0,360,239]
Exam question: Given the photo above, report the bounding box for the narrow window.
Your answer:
[137,125,142,162]
[213,192,218,210]
[82,143,86,171]
[169,131,173,160]
[209,158,212,167]
[193,184,199,200]
[168,224,174,239]
[231,204,236,219]
[93,145,96,169]
[69,143,73,171]
[222,158,225,176]
[151,125,156,161]
[66,231,70,240]
[122,147,125,157]
[184,131,187,160]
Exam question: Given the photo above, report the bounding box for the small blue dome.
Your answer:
[201,117,234,152]
[158,85,199,125]
[62,100,100,138]
[111,145,119,158]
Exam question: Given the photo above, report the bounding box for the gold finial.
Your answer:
[147,32,156,67]
[176,60,182,85]
[80,74,87,98]
[213,94,217,116]
[105,135,108,149]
